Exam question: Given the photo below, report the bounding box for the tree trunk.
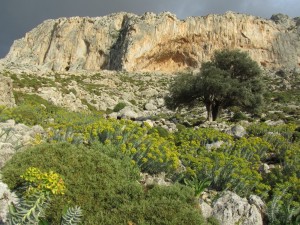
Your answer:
[212,105,219,121]
[205,102,213,122]
[212,102,221,121]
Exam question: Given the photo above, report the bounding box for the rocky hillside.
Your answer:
[1,12,300,73]
[0,12,299,225]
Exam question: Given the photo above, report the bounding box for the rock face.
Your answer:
[0,119,45,169]
[0,76,15,108]
[2,12,300,73]
[0,181,18,224]
[212,191,264,225]
[200,191,265,225]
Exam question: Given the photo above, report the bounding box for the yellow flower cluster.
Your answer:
[176,128,233,155]
[21,167,66,195]
[81,118,180,173]
[40,116,299,200]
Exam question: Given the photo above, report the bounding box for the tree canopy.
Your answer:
[165,49,265,121]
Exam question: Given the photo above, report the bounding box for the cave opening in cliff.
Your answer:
[138,51,199,72]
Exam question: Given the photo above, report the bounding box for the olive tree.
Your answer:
[165,49,265,121]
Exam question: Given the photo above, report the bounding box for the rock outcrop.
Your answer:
[0,75,15,108]
[1,12,299,73]
[0,119,45,169]
[200,191,265,225]
[0,181,18,224]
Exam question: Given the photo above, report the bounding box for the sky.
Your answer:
[1,0,299,58]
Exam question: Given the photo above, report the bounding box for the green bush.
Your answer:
[2,142,205,225]
[113,102,126,112]
[207,216,221,225]
[176,123,186,132]
[140,184,205,225]
[231,111,248,122]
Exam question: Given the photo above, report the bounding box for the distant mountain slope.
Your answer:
[1,12,300,73]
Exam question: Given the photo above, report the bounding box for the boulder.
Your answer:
[143,120,154,128]
[156,98,165,107]
[118,107,138,119]
[230,125,246,138]
[0,76,15,108]
[0,181,18,224]
[206,141,224,151]
[212,191,264,225]
[259,163,271,174]
[0,143,14,169]
[140,172,172,187]
[37,87,88,112]
[140,89,158,97]
[144,102,157,111]
[265,120,285,126]
[249,195,267,216]
[199,200,213,218]
[0,120,45,148]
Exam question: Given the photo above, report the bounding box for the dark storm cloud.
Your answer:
[1,0,299,58]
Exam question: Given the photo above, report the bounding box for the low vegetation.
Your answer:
[2,143,206,225]
[0,95,299,224]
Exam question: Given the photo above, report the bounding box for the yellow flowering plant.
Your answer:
[82,118,180,173]
[21,167,66,196]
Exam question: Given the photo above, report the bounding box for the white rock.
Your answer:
[249,195,266,214]
[230,125,246,138]
[259,163,270,174]
[144,103,157,110]
[199,200,213,218]
[206,141,224,151]
[140,89,158,97]
[118,107,138,119]
[0,75,15,108]
[0,181,18,224]
[143,120,154,127]
[212,191,263,225]
[107,112,118,119]
[0,143,15,169]
[265,120,285,126]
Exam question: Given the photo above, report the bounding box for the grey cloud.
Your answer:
[1,0,299,58]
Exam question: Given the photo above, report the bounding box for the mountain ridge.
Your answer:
[1,11,300,73]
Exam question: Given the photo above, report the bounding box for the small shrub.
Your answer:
[176,123,186,132]
[207,216,221,225]
[184,176,211,197]
[129,99,137,105]
[113,102,126,112]
[231,111,248,122]
[140,184,205,225]
[7,167,82,225]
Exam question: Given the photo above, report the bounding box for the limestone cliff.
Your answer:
[2,11,300,73]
